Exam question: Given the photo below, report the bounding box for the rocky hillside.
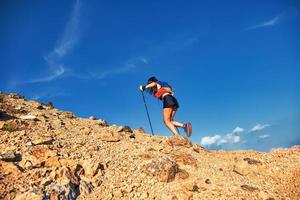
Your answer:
[0,93,299,200]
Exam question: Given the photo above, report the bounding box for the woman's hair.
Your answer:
[147,76,158,83]
[147,76,158,95]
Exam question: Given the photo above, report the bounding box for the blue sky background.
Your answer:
[1,0,299,151]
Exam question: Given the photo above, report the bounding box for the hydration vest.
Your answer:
[154,81,173,99]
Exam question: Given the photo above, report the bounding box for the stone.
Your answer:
[19,115,37,120]
[243,157,262,165]
[79,180,94,196]
[82,127,91,135]
[165,136,192,148]
[241,184,259,192]
[61,111,75,119]
[0,151,21,162]
[46,102,54,109]
[100,132,121,142]
[0,121,5,129]
[32,137,54,145]
[82,159,103,178]
[0,160,21,176]
[192,143,205,153]
[117,125,133,133]
[171,152,197,167]
[45,157,61,168]
[14,192,43,200]
[135,128,146,134]
[96,119,108,126]
[142,156,178,182]
[89,116,97,120]
[176,169,190,180]
[205,179,211,184]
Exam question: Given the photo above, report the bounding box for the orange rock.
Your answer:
[171,152,197,167]
[142,156,178,182]
[176,169,190,180]
[45,157,61,168]
[0,160,21,176]
[14,192,43,200]
[166,136,192,148]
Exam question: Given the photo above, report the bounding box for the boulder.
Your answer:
[171,152,197,167]
[165,136,192,148]
[142,156,178,182]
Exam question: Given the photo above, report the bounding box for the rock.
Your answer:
[20,146,57,169]
[117,125,133,133]
[142,156,178,182]
[0,121,18,132]
[82,159,104,178]
[100,132,121,142]
[8,93,24,99]
[79,180,94,196]
[176,169,190,180]
[89,116,97,120]
[192,143,205,153]
[140,192,149,199]
[20,115,37,120]
[165,136,192,148]
[32,137,54,145]
[14,192,43,200]
[241,184,259,192]
[205,179,211,184]
[96,119,108,126]
[82,127,91,135]
[61,111,75,119]
[0,160,21,176]
[171,152,197,167]
[0,152,21,162]
[45,157,61,168]
[46,101,54,109]
[243,157,262,165]
[135,128,146,134]
[0,121,5,129]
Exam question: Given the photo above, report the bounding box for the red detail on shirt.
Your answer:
[154,87,172,99]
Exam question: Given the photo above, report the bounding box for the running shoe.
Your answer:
[184,123,192,137]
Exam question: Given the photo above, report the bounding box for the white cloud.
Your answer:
[259,134,270,139]
[18,0,82,85]
[24,65,65,83]
[53,0,81,57]
[79,57,148,80]
[245,14,283,31]
[201,135,222,146]
[200,134,240,147]
[232,127,244,134]
[250,124,270,132]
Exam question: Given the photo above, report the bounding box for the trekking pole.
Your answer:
[141,91,154,136]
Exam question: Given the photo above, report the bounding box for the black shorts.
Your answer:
[163,95,179,109]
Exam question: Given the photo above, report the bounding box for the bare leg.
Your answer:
[163,107,180,135]
[171,109,184,128]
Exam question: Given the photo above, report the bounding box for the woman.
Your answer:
[139,76,192,137]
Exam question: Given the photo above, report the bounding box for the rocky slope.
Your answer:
[0,93,299,200]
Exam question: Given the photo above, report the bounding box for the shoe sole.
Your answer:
[186,123,192,137]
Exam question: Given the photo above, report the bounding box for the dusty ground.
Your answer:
[0,93,299,200]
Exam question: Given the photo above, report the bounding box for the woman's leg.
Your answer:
[171,109,184,128]
[163,107,180,135]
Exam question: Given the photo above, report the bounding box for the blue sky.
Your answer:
[1,0,299,151]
